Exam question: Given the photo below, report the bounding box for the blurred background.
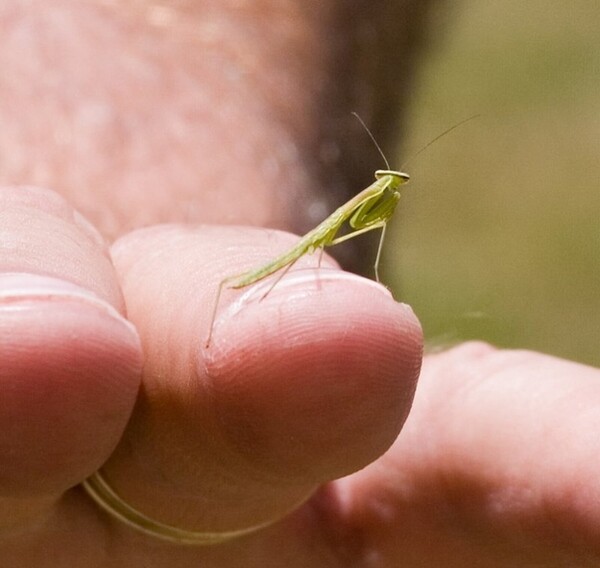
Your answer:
[385,0,599,366]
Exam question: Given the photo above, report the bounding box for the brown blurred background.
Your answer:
[385,0,599,366]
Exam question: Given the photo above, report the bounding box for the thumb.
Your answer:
[97,224,422,537]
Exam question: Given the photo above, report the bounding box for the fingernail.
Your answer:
[217,268,393,325]
[0,272,136,332]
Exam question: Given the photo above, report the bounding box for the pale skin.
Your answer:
[1,3,600,568]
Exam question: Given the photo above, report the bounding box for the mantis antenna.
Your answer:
[351,112,391,170]
[400,114,480,168]
[352,111,480,170]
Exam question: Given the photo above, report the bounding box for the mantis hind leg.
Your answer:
[261,244,328,301]
[206,277,230,348]
[259,256,300,301]
[317,246,325,268]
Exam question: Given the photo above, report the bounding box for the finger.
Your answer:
[323,343,600,566]
[0,187,142,508]
[98,224,423,539]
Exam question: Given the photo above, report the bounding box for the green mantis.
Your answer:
[205,114,476,346]
[206,117,409,346]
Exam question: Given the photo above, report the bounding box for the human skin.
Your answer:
[1,2,600,567]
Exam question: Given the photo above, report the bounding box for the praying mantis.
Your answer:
[206,166,408,346]
[206,114,475,346]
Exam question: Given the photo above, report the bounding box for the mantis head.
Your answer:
[374,169,410,186]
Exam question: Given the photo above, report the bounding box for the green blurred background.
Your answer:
[386,0,599,366]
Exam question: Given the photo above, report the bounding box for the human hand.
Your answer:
[3,201,599,567]
[0,185,422,566]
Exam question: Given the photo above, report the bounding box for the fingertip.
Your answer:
[0,185,123,308]
[0,187,143,495]
[204,269,423,482]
